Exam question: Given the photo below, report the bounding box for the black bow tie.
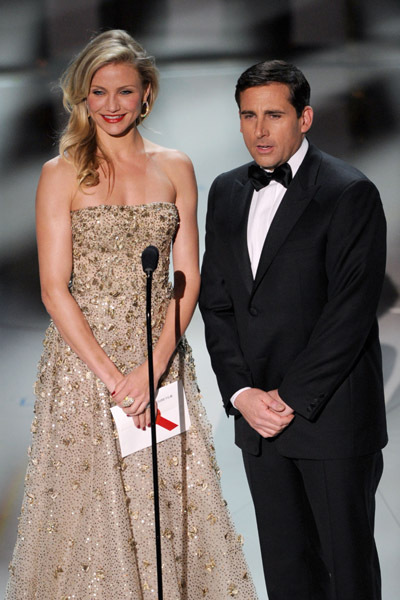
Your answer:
[248,162,292,191]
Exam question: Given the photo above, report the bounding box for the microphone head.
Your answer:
[141,245,159,274]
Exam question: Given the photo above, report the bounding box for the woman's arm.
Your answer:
[154,151,200,369]
[36,157,123,393]
[112,152,200,425]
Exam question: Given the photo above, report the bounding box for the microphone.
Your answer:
[141,245,159,274]
[141,242,164,598]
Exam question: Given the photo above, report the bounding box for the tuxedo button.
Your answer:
[249,307,258,316]
[308,400,318,412]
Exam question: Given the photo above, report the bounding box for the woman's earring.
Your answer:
[140,101,149,118]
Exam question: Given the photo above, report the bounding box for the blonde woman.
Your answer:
[5,30,257,599]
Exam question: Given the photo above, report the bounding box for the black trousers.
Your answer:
[242,439,383,600]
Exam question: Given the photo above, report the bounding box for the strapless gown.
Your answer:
[6,203,257,599]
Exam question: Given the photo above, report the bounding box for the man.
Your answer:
[199,60,387,600]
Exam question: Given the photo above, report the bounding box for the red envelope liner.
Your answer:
[155,409,178,431]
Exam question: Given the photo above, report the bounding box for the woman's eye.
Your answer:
[92,90,104,96]
[120,90,133,95]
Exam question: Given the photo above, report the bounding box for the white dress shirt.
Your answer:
[231,138,309,407]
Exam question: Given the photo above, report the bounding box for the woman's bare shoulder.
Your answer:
[37,156,78,209]
[41,155,76,180]
[144,139,194,170]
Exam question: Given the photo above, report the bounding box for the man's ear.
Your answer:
[301,105,313,133]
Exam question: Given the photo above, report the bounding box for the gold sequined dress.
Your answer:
[6,203,257,600]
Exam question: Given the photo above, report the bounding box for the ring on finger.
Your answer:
[122,396,135,408]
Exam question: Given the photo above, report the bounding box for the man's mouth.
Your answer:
[256,144,273,151]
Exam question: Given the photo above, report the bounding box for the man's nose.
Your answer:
[255,120,268,137]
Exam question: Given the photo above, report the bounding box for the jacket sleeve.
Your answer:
[278,179,386,420]
[199,177,253,415]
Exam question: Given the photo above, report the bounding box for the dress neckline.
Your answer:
[70,201,177,214]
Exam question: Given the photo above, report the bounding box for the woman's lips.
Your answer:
[101,114,125,123]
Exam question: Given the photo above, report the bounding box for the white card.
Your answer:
[110,380,191,457]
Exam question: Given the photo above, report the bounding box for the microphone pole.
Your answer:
[141,245,163,600]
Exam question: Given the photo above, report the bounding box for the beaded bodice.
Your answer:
[69,202,178,355]
[70,202,177,300]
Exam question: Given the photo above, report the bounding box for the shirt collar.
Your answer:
[287,137,309,177]
[262,137,309,176]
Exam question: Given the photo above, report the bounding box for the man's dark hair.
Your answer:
[235,60,311,117]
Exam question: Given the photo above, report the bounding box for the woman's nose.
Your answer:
[106,94,120,112]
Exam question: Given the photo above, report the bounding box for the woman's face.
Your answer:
[87,62,148,137]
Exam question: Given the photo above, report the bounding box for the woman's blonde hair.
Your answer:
[59,29,159,188]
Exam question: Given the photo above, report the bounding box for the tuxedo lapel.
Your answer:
[229,176,254,295]
[252,144,322,295]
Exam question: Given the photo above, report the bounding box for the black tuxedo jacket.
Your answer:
[199,142,388,459]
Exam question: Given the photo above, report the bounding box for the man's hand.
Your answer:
[267,388,294,416]
[234,388,294,438]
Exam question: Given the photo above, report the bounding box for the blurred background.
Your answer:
[1,0,399,597]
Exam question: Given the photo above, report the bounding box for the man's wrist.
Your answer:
[231,387,251,408]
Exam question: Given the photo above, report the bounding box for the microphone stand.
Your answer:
[142,246,163,600]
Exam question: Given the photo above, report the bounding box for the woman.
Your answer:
[6,30,257,599]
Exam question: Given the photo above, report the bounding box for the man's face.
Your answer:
[239,82,313,169]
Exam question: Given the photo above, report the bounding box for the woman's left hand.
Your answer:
[112,362,159,430]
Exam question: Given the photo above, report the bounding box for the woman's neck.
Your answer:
[97,126,145,160]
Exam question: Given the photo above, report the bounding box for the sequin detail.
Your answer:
[6,204,257,599]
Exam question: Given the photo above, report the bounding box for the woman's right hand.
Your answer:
[112,362,159,430]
